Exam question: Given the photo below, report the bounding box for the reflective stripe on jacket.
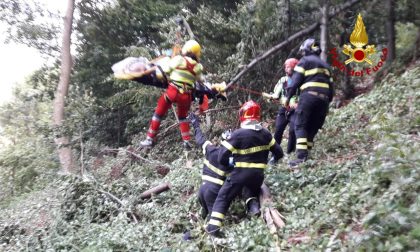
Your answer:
[288,54,333,101]
[163,55,203,90]
[218,127,283,169]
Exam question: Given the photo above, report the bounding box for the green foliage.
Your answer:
[1,0,420,251]
[0,83,59,203]
[0,0,61,56]
[395,22,419,64]
[2,62,419,251]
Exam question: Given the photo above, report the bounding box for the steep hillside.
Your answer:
[1,63,419,251]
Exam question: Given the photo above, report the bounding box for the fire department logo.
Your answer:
[342,14,375,65]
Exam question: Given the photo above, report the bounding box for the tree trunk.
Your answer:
[413,26,420,62]
[320,1,329,61]
[342,64,355,99]
[279,0,291,37]
[285,0,291,36]
[52,0,76,174]
[386,0,396,63]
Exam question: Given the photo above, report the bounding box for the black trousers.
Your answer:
[274,107,297,154]
[294,92,329,159]
[198,181,222,219]
[207,169,264,232]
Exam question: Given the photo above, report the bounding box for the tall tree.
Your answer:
[284,0,291,36]
[320,0,329,61]
[385,0,396,63]
[52,0,77,174]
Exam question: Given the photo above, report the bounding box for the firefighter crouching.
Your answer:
[205,100,283,236]
[188,112,233,219]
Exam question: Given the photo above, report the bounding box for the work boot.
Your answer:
[288,158,306,167]
[140,137,154,148]
[246,198,261,216]
[205,224,222,237]
[183,140,192,150]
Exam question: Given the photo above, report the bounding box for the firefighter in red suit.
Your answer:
[140,40,203,149]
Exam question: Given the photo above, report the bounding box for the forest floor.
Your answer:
[1,62,419,251]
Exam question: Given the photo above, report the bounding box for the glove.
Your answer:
[212,82,228,101]
[262,92,271,98]
[262,92,273,102]
[211,82,226,93]
[188,112,200,128]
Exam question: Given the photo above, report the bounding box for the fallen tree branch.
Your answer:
[259,182,286,229]
[124,149,156,164]
[140,182,171,199]
[97,188,139,223]
[270,208,286,228]
[226,0,361,90]
[105,149,161,164]
[158,122,179,137]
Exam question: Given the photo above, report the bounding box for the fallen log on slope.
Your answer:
[140,182,171,199]
[259,182,286,230]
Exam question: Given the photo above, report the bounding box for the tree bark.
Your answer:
[52,0,76,174]
[140,182,171,199]
[259,182,286,229]
[320,1,329,61]
[259,182,273,206]
[181,16,195,40]
[226,0,361,89]
[386,0,396,63]
[285,0,291,36]
[342,64,354,99]
[413,26,420,62]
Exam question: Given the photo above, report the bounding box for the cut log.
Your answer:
[140,182,171,199]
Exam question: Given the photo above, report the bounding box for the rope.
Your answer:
[228,84,281,105]
[230,84,263,96]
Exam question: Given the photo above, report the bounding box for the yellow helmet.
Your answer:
[181,40,201,59]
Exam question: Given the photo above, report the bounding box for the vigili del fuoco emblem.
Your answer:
[342,14,375,65]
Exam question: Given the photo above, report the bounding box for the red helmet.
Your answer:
[239,100,261,122]
[284,58,299,69]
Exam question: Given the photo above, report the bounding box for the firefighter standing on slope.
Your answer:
[140,40,204,149]
[205,100,283,236]
[285,38,334,167]
[262,58,300,156]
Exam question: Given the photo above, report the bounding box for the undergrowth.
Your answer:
[0,64,419,251]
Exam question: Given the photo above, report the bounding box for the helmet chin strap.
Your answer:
[240,120,263,131]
